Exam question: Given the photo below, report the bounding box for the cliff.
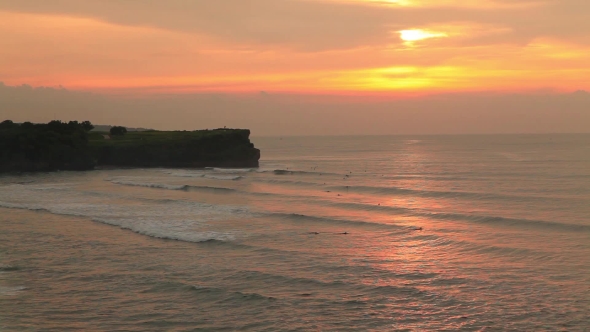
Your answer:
[89,129,260,168]
[0,120,260,172]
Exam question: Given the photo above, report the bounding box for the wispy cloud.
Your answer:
[0,0,588,94]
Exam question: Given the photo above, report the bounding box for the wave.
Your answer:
[224,269,430,300]
[145,281,278,302]
[0,264,19,272]
[190,186,237,193]
[1,199,241,243]
[269,169,457,180]
[204,175,242,180]
[267,169,341,177]
[273,169,296,175]
[256,179,323,187]
[108,180,236,193]
[209,168,255,173]
[29,186,72,191]
[328,184,566,202]
[255,176,572,204]
[264,167,590,182]
[328,201,589,232]
[109,180,189,190]
[100,179,590,233]
[160,170,205,178]
[161,170,243,180]
[451,239,554,260]
[0,286,27,296]
[0,184,249,245]
[0,201,49,212]
[267,212,405,231]
[92,217,237,243]
[229,291,278,302]
[425,212,590,232]
[0,201,240,243]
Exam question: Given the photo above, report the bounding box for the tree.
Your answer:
[21,122,35,130]
[81,121,94,132]
[110,126,127,136]
[0,119,94,172]
[0,120,17,129]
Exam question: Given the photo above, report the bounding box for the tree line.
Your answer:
[0,120,97,171]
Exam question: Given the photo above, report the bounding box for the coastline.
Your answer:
[1,122,261,173]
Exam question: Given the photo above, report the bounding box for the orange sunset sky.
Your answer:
[0,0,589,135]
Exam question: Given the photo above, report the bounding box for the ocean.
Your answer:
[1,134,589,331]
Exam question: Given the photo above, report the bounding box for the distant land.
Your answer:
[0,120,260,172]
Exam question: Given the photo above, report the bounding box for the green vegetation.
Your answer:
[109,126,127,136]
[89,128,260,168]
[0,120,95,172]
[0,120,260,172]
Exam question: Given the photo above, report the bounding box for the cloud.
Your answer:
[0,0,396,51]
[1,0,589,94]
[1,0,589,51]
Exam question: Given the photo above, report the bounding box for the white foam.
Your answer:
[0,183,250,244]
[30,185,72,191]
[161,170,206,178]
[0,201,46,212]
[256,168,279,173]
[92,217,236,242]
[203,175,242,181]
[161,170,244,180]
[0,286,27,296]
[109,180,189,190]
[212,168,253,173]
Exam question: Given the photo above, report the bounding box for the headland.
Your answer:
[0,120,260,172]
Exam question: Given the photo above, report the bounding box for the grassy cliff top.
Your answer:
[0,120,259,171]
[88,129,252,147]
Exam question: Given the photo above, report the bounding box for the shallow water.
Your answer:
[1,134,589,331]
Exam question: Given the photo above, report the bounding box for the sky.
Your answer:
[0,0,589,135]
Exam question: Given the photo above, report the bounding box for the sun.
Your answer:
[399,29,447,42]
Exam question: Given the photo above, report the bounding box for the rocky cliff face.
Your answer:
[89,129,260,169]
[0,121,260,172]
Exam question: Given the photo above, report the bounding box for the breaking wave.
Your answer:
[0,286,27,296]
[108,179,236,193]
[0,183,250,244]
[266,169,341,177]
[109,180,189,190]
[160,170,243,180]
[208,168,255,173]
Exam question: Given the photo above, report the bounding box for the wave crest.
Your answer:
[109,180,189,190]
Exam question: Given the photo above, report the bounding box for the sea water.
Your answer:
[0,134,589,331]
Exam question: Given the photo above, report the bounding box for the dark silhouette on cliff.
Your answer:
[0,120,260,172]
[109,126,127,136]
[0,120,95,172]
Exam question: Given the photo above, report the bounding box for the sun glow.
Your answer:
[399,29,447,42]
[1,10,589,94]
